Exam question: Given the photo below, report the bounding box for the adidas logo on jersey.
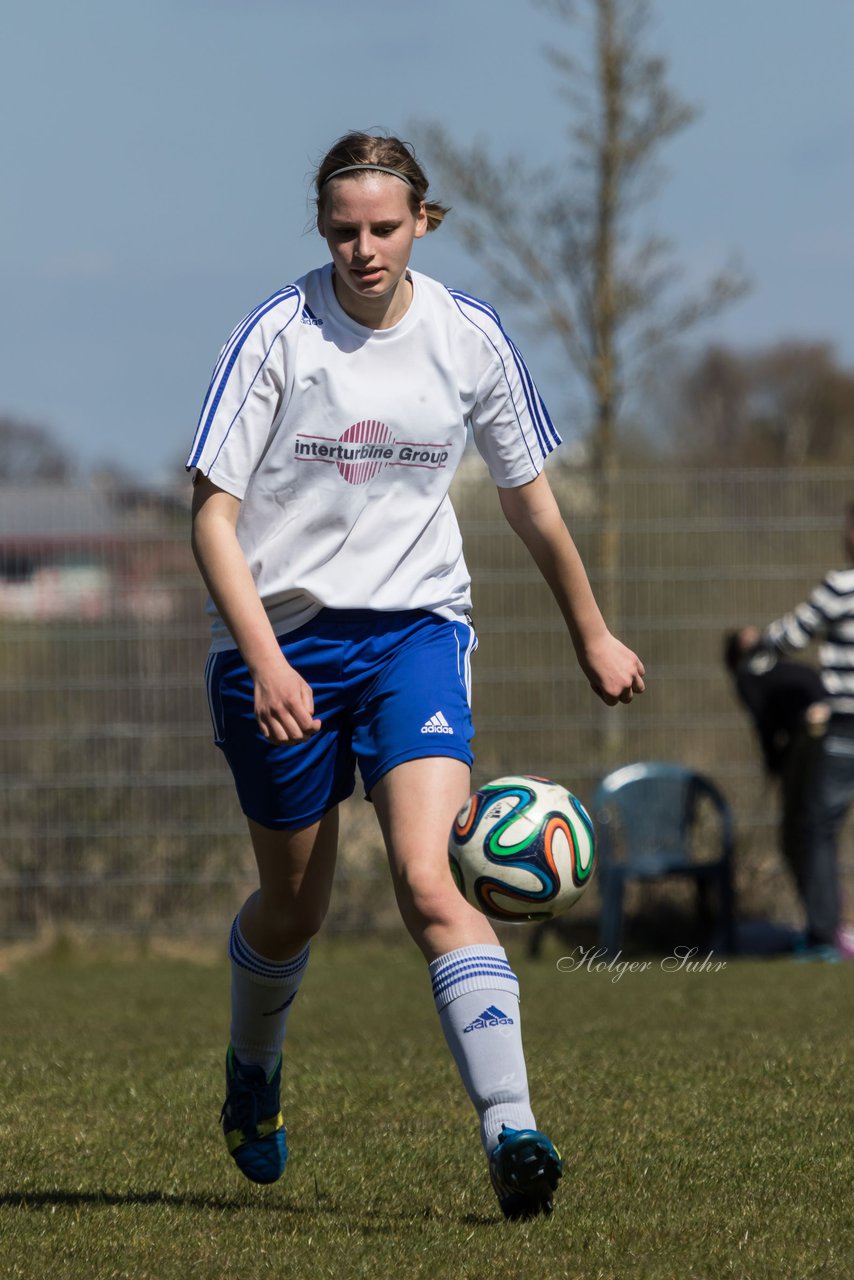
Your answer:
[463,1005,514,1033]
[421,710,454,735]
[300,305,323,326]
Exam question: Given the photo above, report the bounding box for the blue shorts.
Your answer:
[205,608,477,830]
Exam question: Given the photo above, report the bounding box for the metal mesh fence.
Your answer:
[1,466,852,939]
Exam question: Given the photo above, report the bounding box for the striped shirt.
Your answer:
[187,264,560,650]
[766,567,854,715]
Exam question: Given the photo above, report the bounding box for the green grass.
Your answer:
[1,935,852,1280]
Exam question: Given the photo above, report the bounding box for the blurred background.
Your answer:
[1,0,853,942]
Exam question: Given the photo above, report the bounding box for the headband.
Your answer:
[321,163,416,192]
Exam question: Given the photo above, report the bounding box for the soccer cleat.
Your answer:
[793,943,842,964]
[221,1046,288,1184]
[489,1124,563,1221]
[792,935,843,964]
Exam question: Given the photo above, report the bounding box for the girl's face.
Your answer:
[318,175,427,326]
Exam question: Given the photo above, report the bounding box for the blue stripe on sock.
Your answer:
[432,966,518,998]
[431,955,515,985]
[431,959,519,1002]
[432,950,514,975]
[229,918,309,981]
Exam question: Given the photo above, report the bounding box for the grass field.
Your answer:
[1,934,852,1280]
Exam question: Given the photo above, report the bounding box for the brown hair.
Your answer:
[314,132,448,232]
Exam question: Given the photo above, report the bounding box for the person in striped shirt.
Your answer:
[724,626,827,933]
[763,504,854,960]
[187,131,645,1216]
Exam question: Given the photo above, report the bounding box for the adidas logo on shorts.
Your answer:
[421,710,454,735]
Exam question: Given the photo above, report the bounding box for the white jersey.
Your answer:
[187,264,560,650]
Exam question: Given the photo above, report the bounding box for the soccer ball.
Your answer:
[448,775,596,922]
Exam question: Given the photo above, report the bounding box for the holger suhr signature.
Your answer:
[556,946,727,983]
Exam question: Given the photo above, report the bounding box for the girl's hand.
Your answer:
[580,632,646,707]
[252,656,321,743]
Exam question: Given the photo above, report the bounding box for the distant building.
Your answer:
[0,484,190,621]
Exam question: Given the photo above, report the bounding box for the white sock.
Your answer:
[228,915,309,1077]
[429,944,536,1155]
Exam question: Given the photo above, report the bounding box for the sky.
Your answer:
[2,0,853,483]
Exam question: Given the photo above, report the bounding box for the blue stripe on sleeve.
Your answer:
[506,334,562,450]
[197,287,295,420]
[462,291,559,454]
[448,288,560,459]
[208,286,299,398]
[189,287,300,468]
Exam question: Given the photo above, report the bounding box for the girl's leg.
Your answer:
[229,811,339,1071]
[371,757,493,959]
[372,758,559,1217]
[373,758,534,1142]
[223,809,339,1184]
[242,810,340,958]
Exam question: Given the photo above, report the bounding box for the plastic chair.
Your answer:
[593,762,736,955]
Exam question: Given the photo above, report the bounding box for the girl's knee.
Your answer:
[249,890,328,954]
[395,875,467,935]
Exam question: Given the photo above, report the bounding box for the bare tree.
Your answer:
[419,0,748,744]
[665,341,854,466]
[0,415,74,482]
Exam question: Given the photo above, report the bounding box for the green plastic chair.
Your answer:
[593,762,737,955]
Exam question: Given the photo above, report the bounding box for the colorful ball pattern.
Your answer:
[448,775,596,921]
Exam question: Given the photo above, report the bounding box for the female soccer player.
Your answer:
[187,131,645,1220]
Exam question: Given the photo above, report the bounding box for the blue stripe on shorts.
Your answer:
[206,609,477,830]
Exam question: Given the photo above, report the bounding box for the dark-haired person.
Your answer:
[187,131,645,1218]
[758,505,854,961]
[724,626,827,938]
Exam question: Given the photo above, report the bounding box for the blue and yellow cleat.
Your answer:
[489,1124,563,1221]
[221,1046,288,1184]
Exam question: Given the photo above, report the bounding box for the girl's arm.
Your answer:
[190,475,320,742]
[497,472,645,706]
